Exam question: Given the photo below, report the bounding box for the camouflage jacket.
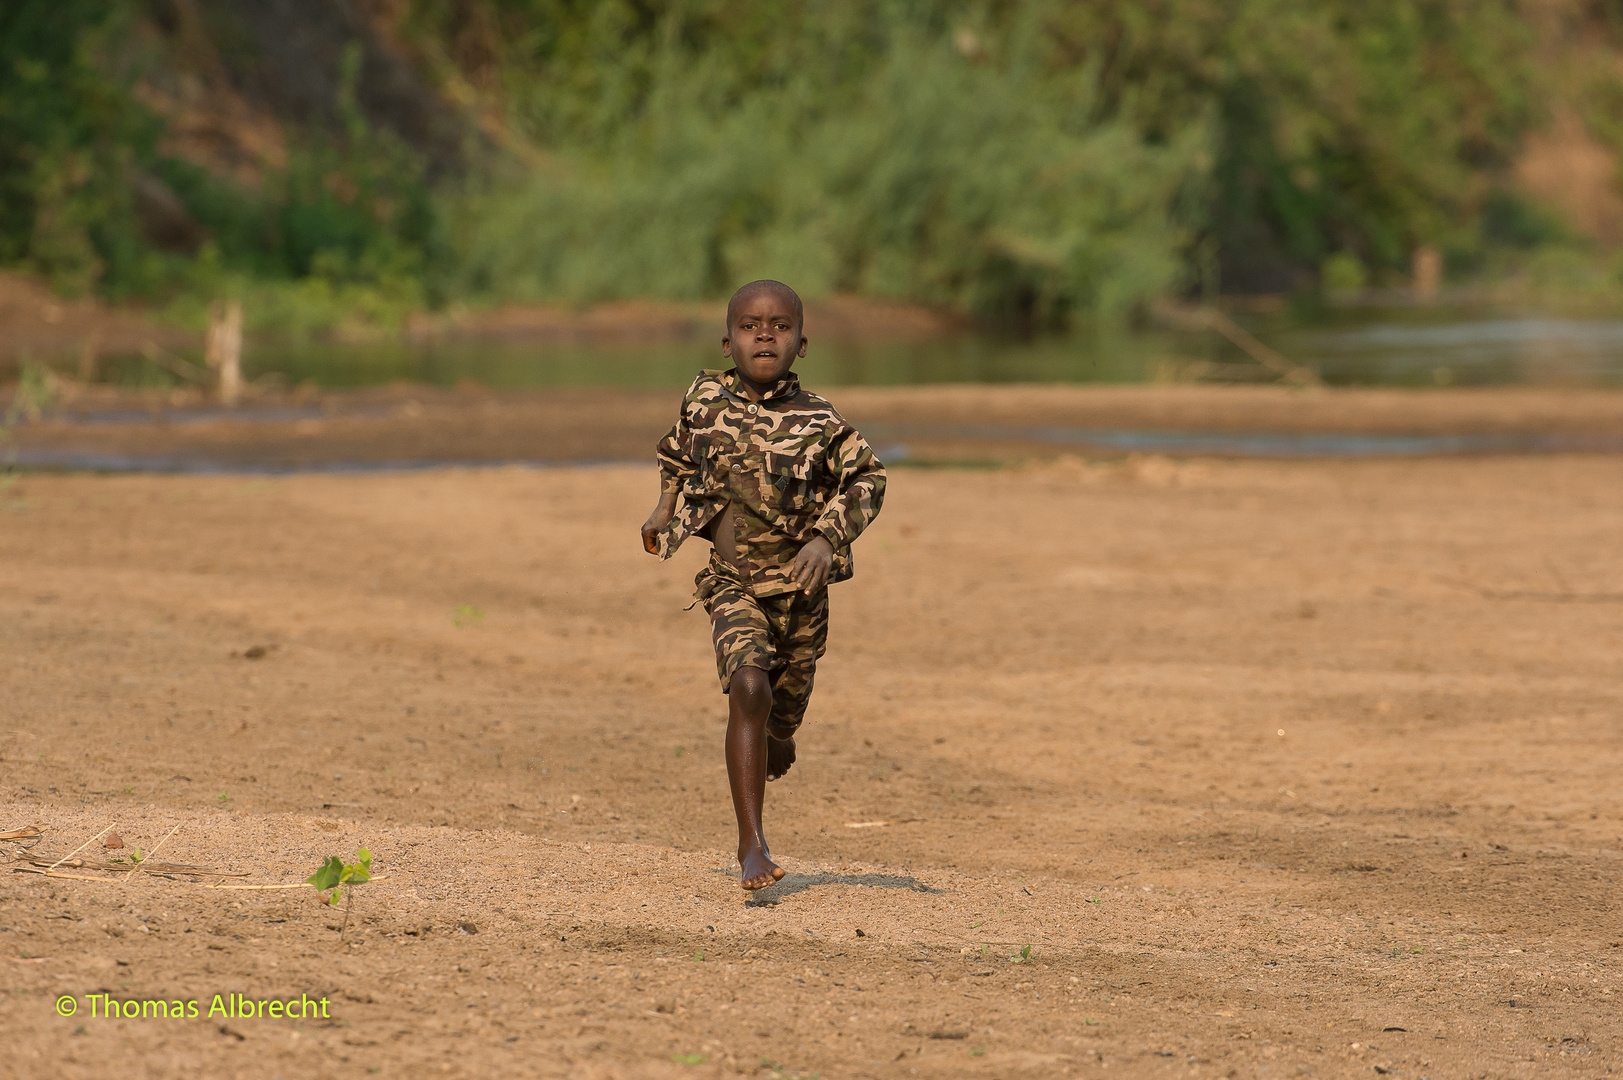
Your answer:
[654,369,886,595]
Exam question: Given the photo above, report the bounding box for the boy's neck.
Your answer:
[734,369,794,401]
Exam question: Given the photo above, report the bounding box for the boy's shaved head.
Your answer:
[722,278,808,392]
[727,279,803,328]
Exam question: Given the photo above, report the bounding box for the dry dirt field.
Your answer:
[2,428,1622,1077]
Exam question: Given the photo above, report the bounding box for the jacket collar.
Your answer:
[723,367,800,405]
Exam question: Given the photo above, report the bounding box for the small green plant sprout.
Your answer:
[306,848,372,937]
[10,361,55,424]
[1008,944,1032,963]
[112,847,144,866]
[216,793,231,804]
[452,605,485,628]
[1,362,56,492]
[671,1053,707,1065]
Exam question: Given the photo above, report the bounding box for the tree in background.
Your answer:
[1042,0,1537,290]
[0,2,157,295]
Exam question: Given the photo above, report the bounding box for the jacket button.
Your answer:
[747,404,759,414]
[731,463,742,472]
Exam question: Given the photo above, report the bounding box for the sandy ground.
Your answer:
[2,451,1622,1079]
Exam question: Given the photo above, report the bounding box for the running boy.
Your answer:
[640,280,886,890]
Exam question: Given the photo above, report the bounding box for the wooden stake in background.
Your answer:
[1412,245,1441,302]
[204,301,243,406]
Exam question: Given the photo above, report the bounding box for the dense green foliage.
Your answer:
[427,0,1544,312]
[1,2,443,323]
[0,0,1615,326]
[444,7,1206,323]
[0,2,156,294]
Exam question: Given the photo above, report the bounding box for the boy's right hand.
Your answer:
[640,494,678,554]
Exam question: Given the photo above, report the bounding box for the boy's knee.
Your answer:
[729,665,773,711]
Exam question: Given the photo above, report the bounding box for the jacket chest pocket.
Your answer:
[686,433,728,495]
[766,452,820,513]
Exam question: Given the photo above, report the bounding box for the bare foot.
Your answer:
[766,733,796,782]
[739,848,785,890]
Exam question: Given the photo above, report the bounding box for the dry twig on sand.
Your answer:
[46,822,116,871]
[10,822,386,893]
[0,825,44,843]
[125,822,182,881]
[11,821,252,881]
[207,875,388,892]
[14,855,248,878]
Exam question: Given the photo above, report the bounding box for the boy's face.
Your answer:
[723,290,806,388]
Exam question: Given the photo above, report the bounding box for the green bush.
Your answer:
[1321,252,1368,291]
[449,16,1207,324]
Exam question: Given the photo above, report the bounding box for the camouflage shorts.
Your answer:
[694,559,829,739]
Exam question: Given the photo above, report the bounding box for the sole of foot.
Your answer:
[766,734,795,782]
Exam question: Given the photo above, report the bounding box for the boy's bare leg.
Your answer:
[726,666,786,890]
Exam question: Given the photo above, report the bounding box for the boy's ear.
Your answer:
[797,335,808,358]
[721,336,733,358]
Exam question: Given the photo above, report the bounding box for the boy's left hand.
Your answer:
[791,536,834,593]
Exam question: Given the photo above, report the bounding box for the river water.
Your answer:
[90,304,1623,391]
[18,305,1623,471]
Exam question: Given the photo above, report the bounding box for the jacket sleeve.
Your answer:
[812,424,886,549]
[655,397,697,495]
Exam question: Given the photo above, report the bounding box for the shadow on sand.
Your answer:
[731,870,945,907]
